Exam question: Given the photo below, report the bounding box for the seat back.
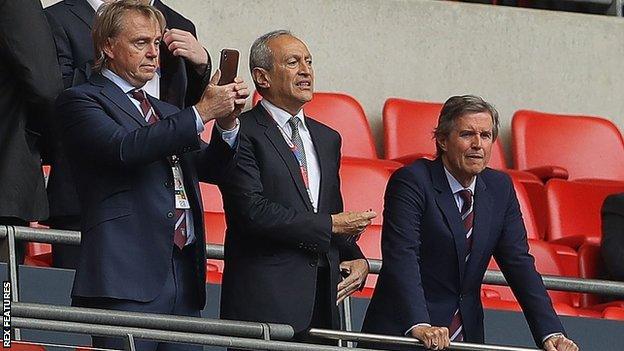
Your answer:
[578,243,606,307]
[382,98,506,168]
[545,180,624,246]
[511,177,539,240]
[512,110,624,181]
[338,159,392,226]
[603,307,624,321]
[485,240,573,305]
[253,91,378,159]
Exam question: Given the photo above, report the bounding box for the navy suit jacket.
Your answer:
[361,158,564,348]
[219,104,364,333]
[57,73,234,307]
[44,0,210,221]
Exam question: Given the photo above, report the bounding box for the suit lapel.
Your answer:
[306,117,329,213]
[93,74,147,127]
[464,174,493,281]
[255,105,314,211]
[431,159,468,283]
[68,0,95,28]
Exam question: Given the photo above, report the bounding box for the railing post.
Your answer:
[260,323,271,341]
[124,333,136,351]
[342,296,354,348]
[6,226,20,340]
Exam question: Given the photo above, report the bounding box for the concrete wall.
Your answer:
[41,0,624,160]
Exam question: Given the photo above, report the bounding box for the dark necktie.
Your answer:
[287,117,310,191]
[449,189,474,342]
[131,89,188,249]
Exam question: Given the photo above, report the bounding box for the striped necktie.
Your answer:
[131,89,188,249]
[449,189,474,342]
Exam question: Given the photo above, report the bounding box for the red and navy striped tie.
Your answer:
[449,189,473,342]
[131,89,187,249]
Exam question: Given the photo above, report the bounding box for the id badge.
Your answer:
[173,167,191,209]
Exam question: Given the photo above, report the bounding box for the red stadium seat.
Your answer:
[511,177,578,276]
[24,222,52,267]
[545,180,624,248]
[577,244,624,310]
[352,225,382,298]
[483,240,575,310]
[603,307,624,321]
[199,182,226,284]
[381,98,507,168]
[253,91,378,159]
[338,159,393,227]
[3,342,46,351]
[512,110,624,182]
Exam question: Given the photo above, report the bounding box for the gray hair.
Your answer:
[433,95,500,156]
[249,29,293,72]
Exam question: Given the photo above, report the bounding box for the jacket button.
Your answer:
[309,261,316,267]
[167,211,174,218]
[165,180,173,188]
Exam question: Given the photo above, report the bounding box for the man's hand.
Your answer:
[194,70,249,128]
[331,210,377,237]
[163,28,208,73]
[410,325,450,350]
[336,259,369,304]
[543,335,578,351]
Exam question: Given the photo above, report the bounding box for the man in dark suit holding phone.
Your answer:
[44,0,213,268]
[56,2,248,350]
[219,30,375,346]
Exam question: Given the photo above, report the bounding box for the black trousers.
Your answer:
[48,215,81,269]
[228,266,337,351]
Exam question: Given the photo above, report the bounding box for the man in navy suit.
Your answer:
[56,2,248,350]
[45,0,212,268]
[361,96,577,351]
[219,30,375,347]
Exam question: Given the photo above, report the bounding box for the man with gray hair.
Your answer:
[361,95,578,351]
[56,1,248,350]
[219,30,375,346]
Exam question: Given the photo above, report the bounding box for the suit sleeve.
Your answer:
[180,20,210,106]
[220,132,333,252]
[193,126,236,185]
[0,0,62,133]
[601,194,624,280]
[492,176,565,346]
[379,168,431,328]
[58,88,200,168]
[44,10,75,89]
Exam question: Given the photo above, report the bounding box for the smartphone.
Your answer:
[217,48,239,85]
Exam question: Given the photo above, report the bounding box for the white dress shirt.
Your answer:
[260,99,321,212]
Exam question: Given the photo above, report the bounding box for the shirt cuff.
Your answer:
[405,323,431,336]
[214,118,240,148]
[542,332,564,344]
[191,106,205,134]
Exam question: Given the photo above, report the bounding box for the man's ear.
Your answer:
[102,38,115,61]
[436,136,447,153]
[252,67,270,89]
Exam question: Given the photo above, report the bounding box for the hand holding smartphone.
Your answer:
[217,48,239,86]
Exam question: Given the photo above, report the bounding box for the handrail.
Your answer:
[13,317,380,351]
[308,329,541,351]
[13,302,294,340]
[3,225,624,297]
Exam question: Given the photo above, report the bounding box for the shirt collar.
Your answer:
[102,68,144,94]
[260,98,307,132]
[443,166,476,195]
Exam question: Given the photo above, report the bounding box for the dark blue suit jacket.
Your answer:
[57,73,234,308]
[361,158,564,348]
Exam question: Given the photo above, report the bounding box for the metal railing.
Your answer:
[11,302,542,351]
[13,302,293,341]
[4,225,624,297]
[309,329,542,351]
